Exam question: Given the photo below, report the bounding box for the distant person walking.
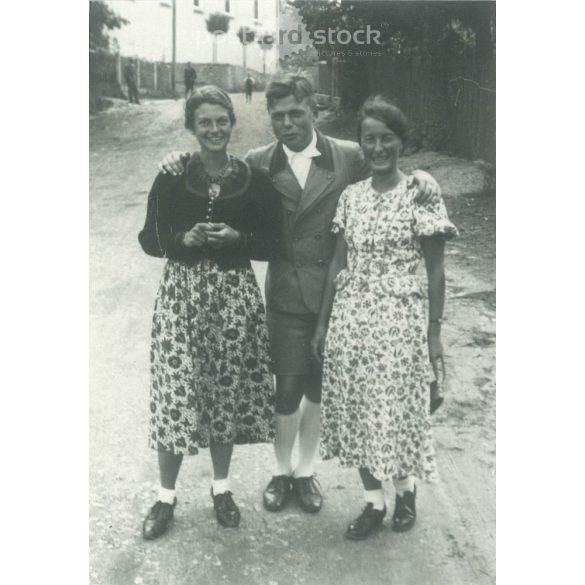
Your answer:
[244,73,255,103]
[184,62,197,99]
[123,61,140,105]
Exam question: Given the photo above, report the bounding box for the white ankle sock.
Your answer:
[158,486,176,504]
[212,478,230,495]
[364,488,386,511]
[294,398,321,478]
[393,476,415,496]
[274,410,300,476]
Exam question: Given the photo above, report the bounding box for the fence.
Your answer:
[327,56,495,164]
[89,51,269,100]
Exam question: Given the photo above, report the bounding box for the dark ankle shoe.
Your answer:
[346,503,387,540]
[142,498,177,540]
[293,476,323,513]
[263,475,293,512]
[211,490,241,528]
[392,486,417,532]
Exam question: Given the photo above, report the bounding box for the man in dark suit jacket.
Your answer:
[157,76,439,515]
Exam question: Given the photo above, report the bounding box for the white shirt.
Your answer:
[282,130,320,189]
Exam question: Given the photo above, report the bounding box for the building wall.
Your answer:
[106,0,278,73]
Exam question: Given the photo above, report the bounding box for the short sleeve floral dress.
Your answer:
[320,176,458,482]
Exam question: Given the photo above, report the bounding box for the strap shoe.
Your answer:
[211,490,241,528]
[391,486,417,532]
[346,503,387,540]
[142,498,177,540]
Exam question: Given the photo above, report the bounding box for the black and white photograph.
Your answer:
[89,1,496,583]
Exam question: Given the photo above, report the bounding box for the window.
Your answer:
[193,0,199,6]
[225,0,230,13]
[254,0,259,19]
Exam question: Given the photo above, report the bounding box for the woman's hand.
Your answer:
[158,151,189,176]
[310,325,328,363]
[408,170,441,204]
[428,330,446,383]
[206,223,241,249]
[182,223,211,247]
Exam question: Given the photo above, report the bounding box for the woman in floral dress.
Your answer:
[311,95,458,540]
[138,86,280,537]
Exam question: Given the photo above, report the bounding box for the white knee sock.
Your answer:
[274,410,300,476]
[393,476,415,496]
[212,478,230,495]
[158,486,176,504]
[364,488,386,511]
[294,398,321,478]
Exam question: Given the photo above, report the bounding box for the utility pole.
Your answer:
[171,0,177,93]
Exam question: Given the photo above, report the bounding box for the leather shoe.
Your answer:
[211,490,241,528]
[263,475,293,512]
[293,476,323,513]
[391,486,417,532]
[346,503,386,540]
[142,498,177,540]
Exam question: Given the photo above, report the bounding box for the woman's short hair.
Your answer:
[356,95,409,144]
[185,85,236,130]
[265,75,317,112]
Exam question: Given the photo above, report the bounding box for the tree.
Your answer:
[89,0,128,52]
[291,0,495,110]
[292,0,495,59]
[206,12,231,63]
[280,46,319,73]
[237,26,256,70]
[258,32,275,74]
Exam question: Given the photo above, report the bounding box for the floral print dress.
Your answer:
[320,176,458,482]
[148,259,274,455]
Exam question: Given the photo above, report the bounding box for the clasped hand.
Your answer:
[182,223,240,249]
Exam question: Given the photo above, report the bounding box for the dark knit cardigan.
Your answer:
[138,157,281,268]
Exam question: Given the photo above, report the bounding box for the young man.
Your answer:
[157,76,439,514]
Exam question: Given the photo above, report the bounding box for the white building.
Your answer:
[106,0,279,73]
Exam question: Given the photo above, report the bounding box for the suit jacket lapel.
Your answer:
[294,132,336,221]
[294,163,334,220]
[268,142,303,208]
[269,133,336,218]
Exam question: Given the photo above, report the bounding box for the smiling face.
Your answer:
[268,95,315,152]
[192,103,232,154]
[359,116,403,175]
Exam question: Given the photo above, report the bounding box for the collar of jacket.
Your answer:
[269,130,334,176]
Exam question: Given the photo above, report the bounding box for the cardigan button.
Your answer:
[286,210,293,216]
[314,234,322,240]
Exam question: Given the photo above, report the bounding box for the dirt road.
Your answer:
[90,94,495,585]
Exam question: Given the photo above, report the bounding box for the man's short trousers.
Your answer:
[266,308,319,376]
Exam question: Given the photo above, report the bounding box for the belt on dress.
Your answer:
[334,269,425,297]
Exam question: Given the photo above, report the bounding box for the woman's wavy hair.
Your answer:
[356,95,409,145]
[185,85,236,130]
